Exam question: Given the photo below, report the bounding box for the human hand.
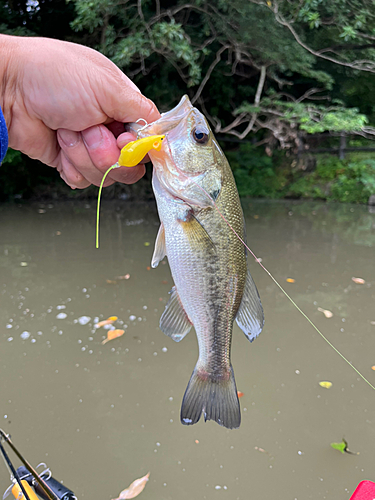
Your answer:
[0,35,160,188]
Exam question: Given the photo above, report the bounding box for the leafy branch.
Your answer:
[250,0,375,73]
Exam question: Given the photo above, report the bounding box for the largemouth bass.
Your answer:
[133,95,264,429]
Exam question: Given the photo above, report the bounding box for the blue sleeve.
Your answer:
[0,105,9,164]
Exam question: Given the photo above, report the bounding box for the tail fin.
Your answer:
[180,365,241,429]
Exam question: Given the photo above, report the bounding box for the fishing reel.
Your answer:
[1,430,76,500]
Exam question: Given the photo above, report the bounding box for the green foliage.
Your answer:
[288,156,375,203]
[237,100,367,135]
[295,0,375,42]
[287,176,326,199]
[70,0,202,88]
[299,108,367,134]
[110,21,201,87]
[225,142,375,204]
[68,0,375,141]
[226,144,286,198]
[1,0,375,202]
[330,159,375,203]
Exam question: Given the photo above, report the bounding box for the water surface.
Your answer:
[1,199,375,499]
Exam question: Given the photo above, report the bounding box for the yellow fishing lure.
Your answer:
[96,134,165,248]
[118,135,165,167]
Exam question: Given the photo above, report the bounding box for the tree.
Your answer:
[2,0,375,151]
[69,0,375,150]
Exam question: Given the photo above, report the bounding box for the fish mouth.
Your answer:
[127,95,193,138]
[128,95,214,208]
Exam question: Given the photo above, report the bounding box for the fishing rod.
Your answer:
[0,429,76,500]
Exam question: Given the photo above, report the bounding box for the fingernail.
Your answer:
[82,126,103,149]
[58,129,79,147]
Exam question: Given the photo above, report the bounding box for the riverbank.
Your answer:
[1,147,375,204]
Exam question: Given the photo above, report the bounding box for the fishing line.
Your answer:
[95,132,373,390]
[96,164,119,249]
[163,134,375,392]
[212,200,375,391]
[96,133,164,248]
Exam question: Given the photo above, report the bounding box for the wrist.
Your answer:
[0,35,20,131]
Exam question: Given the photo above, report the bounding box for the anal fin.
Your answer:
[236,270,264,342]
[160,286,192,342]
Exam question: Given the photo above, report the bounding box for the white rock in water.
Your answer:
[56,312,67,319]
[77,316,91,325]
[20,331,30,340]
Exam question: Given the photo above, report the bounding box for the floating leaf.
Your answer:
[319,381,332,389]
[144,242,150,247]
[371,366,375,371]
[330,439,359,455]
[254,446,274,458]
[195,440,199,444]
[102,329,124,345]
[237,391,244,398]
[317,307,333,318]
[106,280,118,285]
[352,277,365,285]
[331,440,346,454]
[95,316,118,328]
[113,472,150,500]
[286,278,295,283]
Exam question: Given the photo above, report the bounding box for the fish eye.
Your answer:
[192,127,209,144]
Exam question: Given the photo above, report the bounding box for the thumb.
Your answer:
[104,76,161,125]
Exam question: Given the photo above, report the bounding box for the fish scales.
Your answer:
[132,95,264,429]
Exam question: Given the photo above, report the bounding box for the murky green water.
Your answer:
[1,199,375,499]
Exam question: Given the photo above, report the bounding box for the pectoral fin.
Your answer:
[236,270,264,342]
[160,286,192,342]
[151,223,166,268]
[181,214,216,253]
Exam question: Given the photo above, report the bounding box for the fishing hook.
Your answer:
[135,118,149,139]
